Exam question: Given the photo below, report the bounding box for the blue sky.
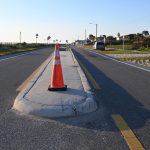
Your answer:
[0,0,150,43]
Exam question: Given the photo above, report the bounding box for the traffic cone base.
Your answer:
[48,85,67,91]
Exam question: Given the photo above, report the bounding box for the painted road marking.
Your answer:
[16,55,53,92]
[74,48,145,149]
[112,114,145,150]
[76,58,101,90]
[77,54,144,149]
[0,51,34,62]
[85,49,150,73]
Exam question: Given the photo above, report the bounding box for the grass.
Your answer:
[80,44,150,62]
[0,42,52,56]
[82,44,150,54]
[138,47,150,52]
[97,50,148,54]
[106,45,150,53]
[118,56,150,61]
[106,44,132,50]
[81,45,93,49]
[84,46,149,54]
[0,48,36,56]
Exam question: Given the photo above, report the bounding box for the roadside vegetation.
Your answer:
[83,44,150,54]
[79,30,150,55]
[106,44,132,50]
[97,49,148,54]
[0,42,53,56]
[74,30,150,65]
[118,56,150,61]
[105,44,150,53]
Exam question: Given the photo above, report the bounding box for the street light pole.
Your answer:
[123,35,125,50]
[20,32,21,44]
[90,22,98,40]
[85,29,87,41]
[96,24,97,39]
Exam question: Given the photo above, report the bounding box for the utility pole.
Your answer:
[123,35,125,50]
[85,29,87,44]
[96,24,97,39]
[90,22,98,41]
[85,29,87,41]
[20,32,21,44]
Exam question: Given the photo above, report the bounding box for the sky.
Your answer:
[0,0,150,43]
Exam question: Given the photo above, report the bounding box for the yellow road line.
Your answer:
[77,60,101,90]
[16,56,52,92]
[112,114,145,150]
[74,51,144,149]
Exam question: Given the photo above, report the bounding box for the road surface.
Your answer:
[71,46,150,149]
[0,46,149,149]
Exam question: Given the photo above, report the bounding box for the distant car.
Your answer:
[59,46,66,51]
[94,42,105,50]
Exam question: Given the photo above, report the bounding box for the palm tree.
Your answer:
[47,36,51,44]
[117,32,120,40]
[36,34,39,43]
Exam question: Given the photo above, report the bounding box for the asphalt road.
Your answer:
[71,46,150,149]
[0,48,54,115]
[0,46,149,150]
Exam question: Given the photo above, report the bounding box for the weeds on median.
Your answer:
[96,50,148,54]
[118,56,150,61]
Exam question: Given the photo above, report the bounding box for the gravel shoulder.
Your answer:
[107,54,150,67]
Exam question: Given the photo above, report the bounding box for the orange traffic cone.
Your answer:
[48,43,67,91]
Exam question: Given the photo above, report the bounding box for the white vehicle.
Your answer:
[94,42,105,50]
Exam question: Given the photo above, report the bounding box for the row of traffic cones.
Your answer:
[48,43,67,91]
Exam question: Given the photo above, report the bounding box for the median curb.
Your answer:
[13,49,97,118]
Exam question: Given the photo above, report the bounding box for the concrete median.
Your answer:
[13,49,97,118]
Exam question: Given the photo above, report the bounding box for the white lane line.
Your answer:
[87,50,150,73]
[0,51,34,62]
